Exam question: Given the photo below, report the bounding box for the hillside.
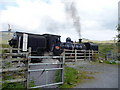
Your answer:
[0,31,13,44]
[82,40,117,44]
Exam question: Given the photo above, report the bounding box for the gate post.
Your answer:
[63,50,65,63]
[26,47,31,89]
[9,47,12,59]
[24,53,28,88]
[62,56,64,83]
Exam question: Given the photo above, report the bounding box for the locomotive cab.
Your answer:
[43,34,62,55]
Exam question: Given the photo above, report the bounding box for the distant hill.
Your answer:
[82,40,117,44]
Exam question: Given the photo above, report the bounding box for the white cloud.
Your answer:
[0,0,119,42]
[82,29,118,41]
[0,0,66,30]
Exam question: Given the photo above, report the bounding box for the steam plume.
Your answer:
[64,0,81,39]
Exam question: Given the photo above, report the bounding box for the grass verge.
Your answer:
[2,82,25,89]
[57,66,94,88]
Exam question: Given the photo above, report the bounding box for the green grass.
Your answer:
[58,67,78,88]
[58,66,94,88]
[97,43,118,60]
[104,60,117,64]
[91,60,119,65]
[98,43,114,53]
[2,80,35,89]
[29,80,35,87]
[55,70,62,83]
[2,82,25,89]
[0,44,11,54]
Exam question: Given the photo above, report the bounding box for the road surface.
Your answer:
[67,61,119,88]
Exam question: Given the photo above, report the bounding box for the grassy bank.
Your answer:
[58,66,94,88]
[98,43,115,53]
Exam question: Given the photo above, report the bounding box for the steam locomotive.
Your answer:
[9,32,98,56]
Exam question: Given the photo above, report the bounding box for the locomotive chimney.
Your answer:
[79,39,82,43]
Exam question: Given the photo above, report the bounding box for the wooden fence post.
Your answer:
[24,47,31,89]
[24,55,27,88]
[89,50,91,61]
[84,50,86,61]
[92,50,93,60]
[75,50,77,62]
[26,47,31,89]
[9,47,12,59]
[63,50,65,63]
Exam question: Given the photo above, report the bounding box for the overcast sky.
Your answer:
[0,0,119,42]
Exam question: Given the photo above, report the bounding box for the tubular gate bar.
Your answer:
[28,55,64,89]
[1,47,99,89]
[1,47,64,89]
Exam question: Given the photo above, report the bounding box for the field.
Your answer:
[82,39,117,44]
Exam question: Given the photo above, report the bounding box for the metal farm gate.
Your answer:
[0,47,64,89]
[27,55,64,89]
[1,47,98,89]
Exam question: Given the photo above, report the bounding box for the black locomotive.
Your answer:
[9,32,62,56]
[9,32,98,56]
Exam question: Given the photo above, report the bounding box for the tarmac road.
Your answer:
[68,61,119,88]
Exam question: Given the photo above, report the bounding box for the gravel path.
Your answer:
[66,61,119,88]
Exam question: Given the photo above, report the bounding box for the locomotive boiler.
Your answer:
[61,37,86,50]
